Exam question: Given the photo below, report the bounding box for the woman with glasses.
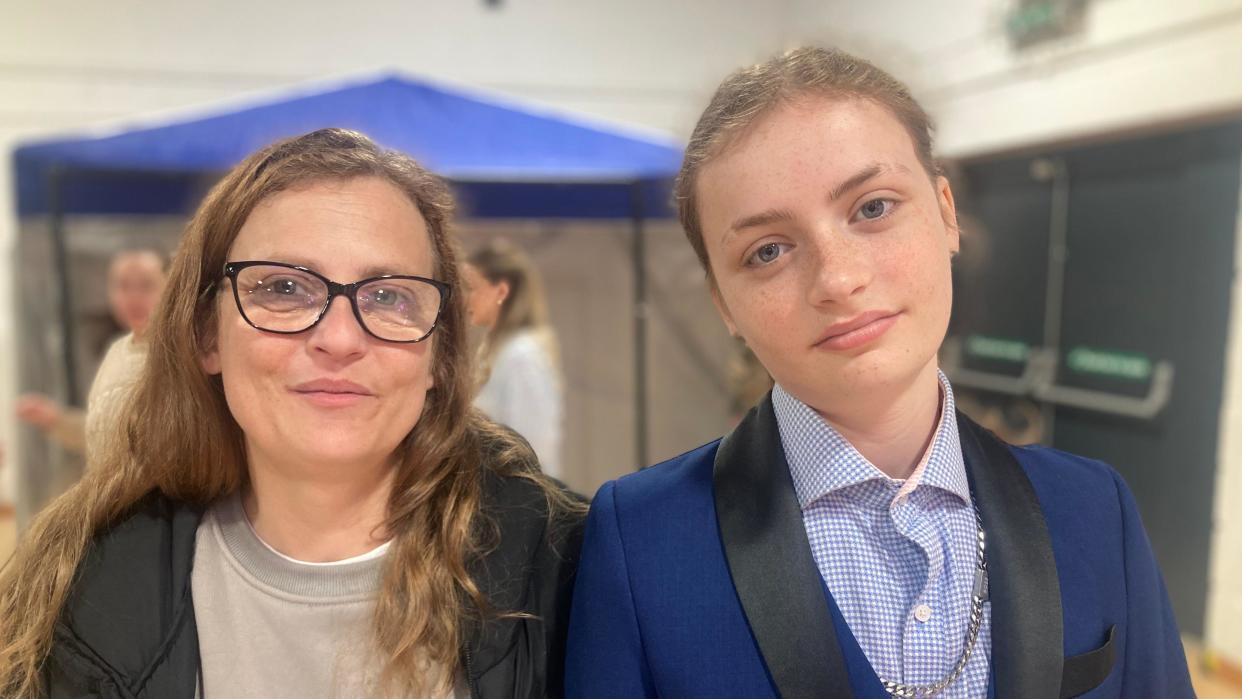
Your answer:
[0,128,585,698]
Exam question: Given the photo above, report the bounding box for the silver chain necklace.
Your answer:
[880,501,988,698]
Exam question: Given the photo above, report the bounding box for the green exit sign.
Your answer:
[1006,0,1088,49]
[965,335,1030,363]
[1066,347,1152,381]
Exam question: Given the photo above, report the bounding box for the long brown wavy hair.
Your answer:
[0,128,573,697]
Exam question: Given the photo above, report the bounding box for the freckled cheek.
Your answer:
[743,294,805,363]
[890,256,954,345]
[878,236,949,299]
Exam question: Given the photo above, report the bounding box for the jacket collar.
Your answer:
[956,409,1064,695]
[714,395,852,699]
[713,394,1065,698]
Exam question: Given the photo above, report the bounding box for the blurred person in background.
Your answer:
[0,129,584,699]
[464,240,564,479]
[15,248,167,457]
[566,47,1191,698]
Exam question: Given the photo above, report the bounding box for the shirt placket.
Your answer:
[892,488,950,691]
[856,480,916,684]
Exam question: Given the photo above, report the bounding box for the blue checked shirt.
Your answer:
[772,372,991,697]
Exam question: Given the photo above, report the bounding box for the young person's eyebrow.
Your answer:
[727,208,796,236]
[723,162,913,241]
[828,162,910,202]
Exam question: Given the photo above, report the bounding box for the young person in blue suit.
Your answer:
[565,47,1193,698]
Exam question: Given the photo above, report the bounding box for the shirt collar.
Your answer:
[772,370,970,510]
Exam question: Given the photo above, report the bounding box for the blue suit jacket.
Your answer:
[565,399,1193,698]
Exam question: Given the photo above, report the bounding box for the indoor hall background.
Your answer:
[7,0,1242,691]
[948,119,1242,637]
[14,215,736,509]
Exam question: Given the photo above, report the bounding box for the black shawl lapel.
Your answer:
[713,395,853,699]
[956,411,1064,698]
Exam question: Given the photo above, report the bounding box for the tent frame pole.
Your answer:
[630,181,649,469]
[48,167,80,406]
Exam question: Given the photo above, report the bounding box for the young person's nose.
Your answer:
[805,230,873,307]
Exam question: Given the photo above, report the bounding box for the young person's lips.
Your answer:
[813,311,900,351]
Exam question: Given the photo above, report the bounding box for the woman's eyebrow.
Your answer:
[243,255,319,271]
[357,265,411,278]
[242,257,413,279]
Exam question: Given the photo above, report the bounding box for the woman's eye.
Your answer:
[371,288,402,306]
[746,242,789,267]
[255,277,305,296]
[855,198,895,221]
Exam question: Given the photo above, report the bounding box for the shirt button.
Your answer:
[914,604,933,623]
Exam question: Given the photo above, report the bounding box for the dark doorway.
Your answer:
[951,121,1242,636]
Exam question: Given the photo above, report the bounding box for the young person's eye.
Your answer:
[745,242,792,267]
[853,198,897,222]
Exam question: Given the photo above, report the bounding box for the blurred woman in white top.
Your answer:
[464,241,564,479]
[16,249,166,458]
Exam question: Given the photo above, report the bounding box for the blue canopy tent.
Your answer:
[13,74,683,465]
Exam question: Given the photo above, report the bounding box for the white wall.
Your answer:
[1,0,798,137]
[1209,159,1242,667]
[0,0,796,504]
[789,0,1242,157]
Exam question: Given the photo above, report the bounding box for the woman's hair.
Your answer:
[675,46,941,280]
[0,128,573,697]
[467,239,559,381]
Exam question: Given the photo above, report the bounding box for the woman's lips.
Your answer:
[293,390,372,408]
[290,379,374,408]
[814,312,899,351]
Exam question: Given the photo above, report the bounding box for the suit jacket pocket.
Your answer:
[1059,624,1117,698]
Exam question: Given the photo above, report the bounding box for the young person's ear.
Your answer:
[936,175,961,256]
[710,283,740,337]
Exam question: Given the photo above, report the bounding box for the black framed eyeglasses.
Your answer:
[222,261,450,343]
